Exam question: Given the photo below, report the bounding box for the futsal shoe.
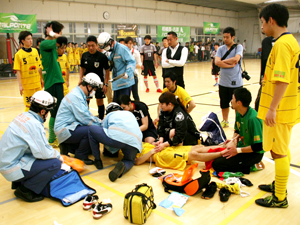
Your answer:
[250,161,265,172]
[83,194,99,210]
[220,120,229,128]
[157,88,163,93]
[94,160,103,170]
[81,158,94,165]
[14,186,44,202]
[202,182,217,199]
[109,161,125,182]
[219,187,231,202]
[258,181,275,193]
[92,199,113,219]
[146,88,150,93]
[255,194,288,208]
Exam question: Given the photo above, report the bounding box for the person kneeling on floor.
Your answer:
[0,91,63,202]
[212,88,265,174]
[88,102,143,182]
[54,73,103,169]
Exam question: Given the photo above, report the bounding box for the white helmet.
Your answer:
[105,102,123,115]
[97,32,114,51]
[31,91,57,110]
[82,72,103,88]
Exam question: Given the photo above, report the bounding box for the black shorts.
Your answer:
[141,61,156,76]
[219,85,242,109]
[95,88,106,99]
[142,127,158,142]
[45,83,64,118]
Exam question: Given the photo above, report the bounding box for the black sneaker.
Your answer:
[202,182,217,199]
[239,178,253,187]
[109,161,125,182]
[14,186,44,202]
[258,181,275,193]
[255,194,288,208]
[219,187,231,202]
[82,158,94,165]
[94,160,103,170]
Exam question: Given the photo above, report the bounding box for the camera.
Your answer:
[108,60,114,71]
[242,71,251,80]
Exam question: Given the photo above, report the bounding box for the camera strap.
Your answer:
[221,44,237,60]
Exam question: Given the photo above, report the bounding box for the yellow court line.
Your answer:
[218,191,266,225]
[84,176,184,225]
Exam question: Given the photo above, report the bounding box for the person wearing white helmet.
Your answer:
[89,102,143,182]
[97,32,136,102]
[0,91,63,202]
[55,73,104,169]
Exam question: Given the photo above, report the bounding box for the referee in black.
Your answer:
[79,35,110,119]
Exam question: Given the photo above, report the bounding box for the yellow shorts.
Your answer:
[74,59,80,65]
[263,122,293,155]
[23,87,42,112]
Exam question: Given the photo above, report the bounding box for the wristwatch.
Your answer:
[104,83,108,86]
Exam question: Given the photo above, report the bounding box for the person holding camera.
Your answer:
[79,35,110,120]
[97,32,136,102]
[215,27,243,128]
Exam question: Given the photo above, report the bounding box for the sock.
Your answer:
[70,66,74,72]
[153,77,160,89]
[144,77,149,89]
[49,117,56,143]
[216,182,240,195]
[215,76,218,83]
[274,156,289,201]
[75,66,78,72]
[98,105,105,120]
[217,171,244,181]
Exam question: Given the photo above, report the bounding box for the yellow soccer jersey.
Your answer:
[74,48,81,61]
[162,85,192,108]
[66,47,74,60]
[137,143,191,171]
[13,48,42,89]
[58,54,70,82]
[258,33,300,125]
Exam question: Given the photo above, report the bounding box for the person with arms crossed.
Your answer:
[215,27,243,128]
[162,32,188,89]
[255,3,300,208]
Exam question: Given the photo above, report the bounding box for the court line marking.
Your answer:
[218,191,266,225]
[84,176,184,225]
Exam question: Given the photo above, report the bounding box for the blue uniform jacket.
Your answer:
[103,111,143,152]
[54,86,102,143]
[108,42,136,91]
[0,111,61,182]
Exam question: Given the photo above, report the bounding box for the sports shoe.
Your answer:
[109,161,125,182]
[255,194,288,208]
[82,158,94,165]
[258,181,275,193]
[94,160,103,170]
[83,194,99,210]
[213,83,218,87]
[219,187,231,202]
[14,186,44,202]
[221,120,229,128]
[202,181,217,199]
[156,88,162,93]
[92,199,113,219]
[250,161,265,172]
[146,88,150,93]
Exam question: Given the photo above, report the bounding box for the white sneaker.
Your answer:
[92,199,113,219]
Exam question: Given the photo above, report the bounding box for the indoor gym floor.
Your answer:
[0,58,300,225]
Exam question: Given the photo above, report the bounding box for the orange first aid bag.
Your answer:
[62,155,85,173]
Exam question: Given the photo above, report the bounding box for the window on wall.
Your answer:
[146,25,151,34]
[98,23,104,33]
[111,24,117,34]
[69,22,73,33]
[73,23,76,33]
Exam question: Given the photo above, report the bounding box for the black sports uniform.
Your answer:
[157,104,200,146]
[131,101,158,141]
[80,51,109,99]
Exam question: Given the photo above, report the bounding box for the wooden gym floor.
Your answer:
[0,59,300,225]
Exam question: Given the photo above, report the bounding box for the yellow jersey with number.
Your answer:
[13,48,41,89]
[74,48,81,61]
[137,143,191,171]
[258,33,300,125]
